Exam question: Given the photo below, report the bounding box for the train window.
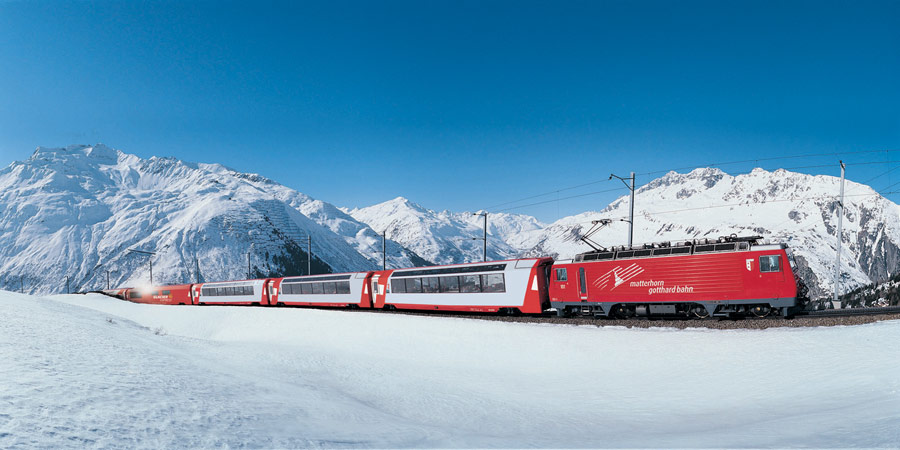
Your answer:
[129,291,141,299]
[336,281,351,294]
[422,277,440,293]
[406,278,423,293]
[579,268,587,294]
[300,283,311,295]
[482,274,505,293]
[282,284,293,295]
[151,291,159,296]
[460,275,481,293]
[617,251,634,258]
[739,242,750,250]
[715,243,736,251]
[596,252,614,260]
[633,250,652,257]
[216,287,226,296]
[162,290,170,295]
[695,244,715,253]
[439,276,459,293]
[653,248,672,256]
[672,247,691,254]
[392,279,407,293]
[323,282,337,294]
[555,268,567,281]
[311,283,324,294]
[246,286,254,295]
[760,255,781,273]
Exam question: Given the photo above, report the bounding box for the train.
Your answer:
[105,235,808,319]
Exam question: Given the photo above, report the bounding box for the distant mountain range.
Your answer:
[2,144,898,298]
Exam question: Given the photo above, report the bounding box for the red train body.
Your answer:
[371,258,553,314]
[549,237,803,318]
[108,237,803,319]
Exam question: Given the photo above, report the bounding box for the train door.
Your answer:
[266,280,279,305]
[578,267,588,300]
[190,284,201,305]
[370,275,380,308]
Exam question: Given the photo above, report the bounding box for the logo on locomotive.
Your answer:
[593,263,695,295]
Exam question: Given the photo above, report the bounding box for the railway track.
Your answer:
[797,306,900,318]
[90,290,900,329]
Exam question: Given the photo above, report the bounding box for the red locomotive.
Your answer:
[550,235,804,318]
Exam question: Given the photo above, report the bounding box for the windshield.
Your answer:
[785,248,798,269]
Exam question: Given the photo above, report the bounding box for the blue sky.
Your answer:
[1,0,898,223]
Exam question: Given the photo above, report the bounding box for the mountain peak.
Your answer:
[30,143,119,163]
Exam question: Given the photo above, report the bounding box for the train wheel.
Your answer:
[691,305,710,319]
[750,305,771,318]
[611,304,632,319]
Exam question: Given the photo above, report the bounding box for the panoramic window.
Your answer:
[482,273,505,293]
[439,276,459,293]
[392,279,407,293]
[460,275,481,293]
[422,277,440,293]
[406,278,423,293]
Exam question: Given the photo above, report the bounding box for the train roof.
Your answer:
[573,235,786,263]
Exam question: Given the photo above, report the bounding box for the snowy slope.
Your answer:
[344,197,545,265]
[4,290,899,448]
[514,168,900,298]
[0,145,427,294]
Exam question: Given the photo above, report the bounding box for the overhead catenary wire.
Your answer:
[484,149,900,215]
[492,186,628,213]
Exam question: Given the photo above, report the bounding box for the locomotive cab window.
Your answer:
[555,268,567,282]
[759,255,781,273]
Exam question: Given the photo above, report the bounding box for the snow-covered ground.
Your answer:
[2,291,898,448]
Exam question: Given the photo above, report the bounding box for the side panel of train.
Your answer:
[275,272,374,308]
[549,246,799,317]
[123,284,194,305]
[196,279,273,306]
[372,258,553,314]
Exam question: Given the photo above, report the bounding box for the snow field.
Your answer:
[3,291,899,448]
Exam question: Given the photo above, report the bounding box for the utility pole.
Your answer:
[21,276,24,294]
[473,212,488,262]
[128,248,157,286]
[106,270,110,290]
[833,161,846,310]
[382,230,388,270]
[195,258,201,284]
[248,252,251,279]
[610,172,636,247]
[308,236,312,275]
[66,275,69,294]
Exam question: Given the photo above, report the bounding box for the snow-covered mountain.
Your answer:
[0,144,428,294]
[514,168,900,298]
[343,197,545,265]
[4,144,896,300]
